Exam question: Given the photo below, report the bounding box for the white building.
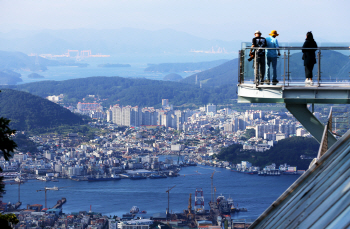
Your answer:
[117,219,153,229]
[206,104,216,114]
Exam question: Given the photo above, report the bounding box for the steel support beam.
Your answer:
[286,103,337,147]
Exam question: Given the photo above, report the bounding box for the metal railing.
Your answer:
[238,43,350,87]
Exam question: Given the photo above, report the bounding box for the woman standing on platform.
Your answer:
[302,31,318,85]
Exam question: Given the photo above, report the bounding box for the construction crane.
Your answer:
[210,171,215,203]
[36,186,69,209]
[166,185,176,220]
[187,193,194,220]
[9,180,24,205]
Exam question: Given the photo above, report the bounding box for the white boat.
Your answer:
[37,176,50,182]
[14,177,24,183]
[46,186,59,191]
[130,206,139,213]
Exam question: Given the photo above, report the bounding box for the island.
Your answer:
[163,73,183,81]
[28,73,45,79]
[98,63,131,68]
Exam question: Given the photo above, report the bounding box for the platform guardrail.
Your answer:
[238,42,350,87]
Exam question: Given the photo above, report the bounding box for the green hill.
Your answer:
[217,137,319,170]
[0,70,22,85]
[0,89,85,131]
[9,76,237,108]
[163,73,183,81]
[181,59,238,87]
[0,50,88,76]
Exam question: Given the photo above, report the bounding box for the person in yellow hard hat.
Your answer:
[265,30,281,85]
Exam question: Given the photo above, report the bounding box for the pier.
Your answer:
[52,197,66,209]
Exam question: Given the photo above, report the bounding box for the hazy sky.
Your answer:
[1,0,349,42]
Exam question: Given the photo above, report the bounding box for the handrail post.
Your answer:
[254,50,258,86]
[317,50,321,86]
[283,51,286,86]
[238,50,241,84]
[239,50,244,84]
[287,49,290,86]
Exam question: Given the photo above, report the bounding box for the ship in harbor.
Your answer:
[37,176,50,182]
[130,206,139,214]
[149,173,167,179]
[130,174,147,180]
[87,173,121,181]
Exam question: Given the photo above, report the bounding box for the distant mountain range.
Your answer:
[0,28,240,55]
[145,59,229,72]
[0,50,88,72]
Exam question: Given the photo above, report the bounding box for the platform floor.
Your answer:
[241,80,350,89]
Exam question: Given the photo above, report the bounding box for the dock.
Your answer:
[52,197,66,209]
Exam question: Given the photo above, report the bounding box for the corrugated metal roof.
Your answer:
[250,129,350,229]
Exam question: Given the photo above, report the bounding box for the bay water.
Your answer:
[3,166,298,220]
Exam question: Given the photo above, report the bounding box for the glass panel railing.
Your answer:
[239,42,350,86]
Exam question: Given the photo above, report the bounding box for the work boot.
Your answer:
[272,80,279,85]
[264,80,270,85]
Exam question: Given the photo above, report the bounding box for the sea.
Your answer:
[3,165,299,220]
[17,53,233,84]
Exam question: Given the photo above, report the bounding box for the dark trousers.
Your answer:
[305,64,314,79]
[256,56,265,81]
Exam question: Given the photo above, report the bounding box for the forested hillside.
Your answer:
[9,76,237,107]
[0,89,85,131]
[181,59,238,87]
[216,137,319,170]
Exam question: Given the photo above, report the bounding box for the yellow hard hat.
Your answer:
[269,30,279,36]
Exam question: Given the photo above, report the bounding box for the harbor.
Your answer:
[2,166,299,220]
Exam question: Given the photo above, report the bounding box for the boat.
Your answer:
[258,170,281,176]
[37,176,50,182]
[168,171,179,177]
[46,186,59,191]
[130,174,147,180]
[239,170,255,175]
[122,213,134,220]
[88,174,121,181]
[14,177,25,183]
[149,174,167,179]
[140,210,147,213]
[130,206,139,213]
[227,197,236,212]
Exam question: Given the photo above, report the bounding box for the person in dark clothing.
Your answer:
[302,32,318,85]
[250,30,267,84]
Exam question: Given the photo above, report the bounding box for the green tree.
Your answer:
[244,128,256,139]
[0,117,18,228]
[0,213,19,228]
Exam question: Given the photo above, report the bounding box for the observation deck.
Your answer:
[237,43,350,146]
[238,44,350,104]
[239,43,350,228]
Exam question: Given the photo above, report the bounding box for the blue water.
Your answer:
[17,53,233,84]
[17,63,185,84]
[3,166,299,219]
